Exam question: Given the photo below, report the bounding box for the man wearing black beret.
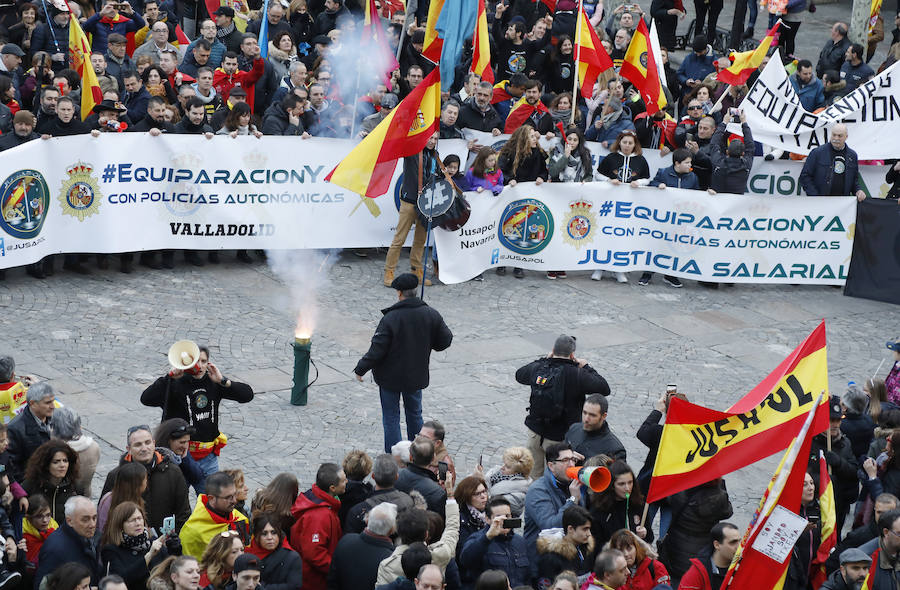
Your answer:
[354,273,453,453]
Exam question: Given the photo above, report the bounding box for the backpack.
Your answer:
[527,359,567,423]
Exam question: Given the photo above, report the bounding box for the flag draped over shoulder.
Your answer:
[810,450,837,589]
[717,22,780,86]
[470,0,493,84]
[646,322,830,504]
[503,96,548,133]
[325,68,441,198]
[720,393,824,590]
[574,1,612,98]
[619,19,666,115]
[68,14,102,120]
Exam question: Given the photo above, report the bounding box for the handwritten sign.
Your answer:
[752,505,808,563]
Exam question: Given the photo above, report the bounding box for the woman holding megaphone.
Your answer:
[588,461,652,550]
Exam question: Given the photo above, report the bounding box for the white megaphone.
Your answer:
[168,340,201,374]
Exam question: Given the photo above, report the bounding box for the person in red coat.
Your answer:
[213,48,264,112]
[289,463,346,590]
[609,529,670,590]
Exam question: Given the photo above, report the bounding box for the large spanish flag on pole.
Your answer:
[470,0,493,84]
[720,393,824,590]
[325,67,442,198]
[646,321,830,504]
[574,0,613,98]
[68,14,103,121]
[717,22,780,86]
[810,450,837,589]
[619,19,667,115]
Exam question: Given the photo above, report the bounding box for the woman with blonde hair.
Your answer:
[147,555,201,590]
[198,530,245,590]
[485,447,533,517]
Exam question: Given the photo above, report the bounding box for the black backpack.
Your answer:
[527,358,567,423]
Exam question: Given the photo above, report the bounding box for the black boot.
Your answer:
[184,251,205,267]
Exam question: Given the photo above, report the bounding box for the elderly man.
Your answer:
[0,110,39,152]
[36,497,101,587]
[457,81,502,134]
[328,502,397,590]
[7,381,54,480]
[817,22,851,78]
[799,124,866,201]
[133,21,182,64]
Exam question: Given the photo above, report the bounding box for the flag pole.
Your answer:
[639,502,649,529]
[570,0,582,126]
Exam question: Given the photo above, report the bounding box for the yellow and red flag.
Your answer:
[470,0,493,84]
[574,1,613,98]
[364,0,400,89]
[325,67,442,198]
[810,450,837,589]
[421,0,444,63]
[717,22,780,86]
[869,0,883,35]
[619,19,667,115]
[68,14,102,120]
[174,24,191,47]
[503,96,548,133]
[646,322,830,504]
[720,393,824,590]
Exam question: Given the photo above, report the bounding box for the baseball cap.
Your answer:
[232,554,261,574]
[839,548,872,565]
[213,6,234,17]
[829,395,843,420]
[887,339,900,352]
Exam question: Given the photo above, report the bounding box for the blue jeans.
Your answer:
[379,387,423,453]
[644,503,673,539]
[193,453,220,495]
[746,0,758,30]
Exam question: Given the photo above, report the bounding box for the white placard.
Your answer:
[751,505,808,563]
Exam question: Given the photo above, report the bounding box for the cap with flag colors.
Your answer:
[325,68,442,198]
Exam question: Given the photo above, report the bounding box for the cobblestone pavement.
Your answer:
[2,251,899,530]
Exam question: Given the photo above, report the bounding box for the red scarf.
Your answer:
[245,537,291,560]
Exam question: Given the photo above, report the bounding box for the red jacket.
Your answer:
[289,485,341,590]
[624,558,670,590]
[678,558,711,590]
[212,58,265,112]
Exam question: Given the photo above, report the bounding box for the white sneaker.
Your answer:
[615,272,628,283]
[591,270,603,281]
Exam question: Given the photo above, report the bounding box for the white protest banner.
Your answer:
[462,129,892,198]
[752,505,808,563]
[433,182,856,285]
[741,57,900,159]
[0,134,469,269]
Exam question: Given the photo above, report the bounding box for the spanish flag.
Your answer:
[647,322,830,504]
[810,450,837,589]
[364,0,400,89]
[470,0,493,84]
[68,14,102,120]
[325,68,442,198]
[619,19,667,115]
[720,393,824,590]
[503,96,548,133]
[717,22,780,86]
[574,1,613,98]
[421,0,444,63]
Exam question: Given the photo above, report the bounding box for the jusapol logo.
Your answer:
[498,199,554,255]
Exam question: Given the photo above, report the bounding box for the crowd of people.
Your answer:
[0,331,899,590]
[0,0,898,282]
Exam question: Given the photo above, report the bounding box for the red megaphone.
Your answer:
[566,466,611,492]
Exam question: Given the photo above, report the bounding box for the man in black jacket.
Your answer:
[0,110,39,152]
[817,22,851,78]
[100,425,192,532]
[810,396,859,538]
[174,97,214,135]
[262,93,307,136]
[140,344,253,492]
[708,109,754,195]
[379,133,441,288]
[354,273,453,453]
[36,497,101,588]
[344,454,414,534]
[516,334,610,479]
[457,82,503,134]
[394,438,447,517]
[564,394,626,462]
[6,382,54,481]
[130,96,176,133]
[328,502,396,590]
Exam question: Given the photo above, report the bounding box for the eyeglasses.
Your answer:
[551,456,577,464]
[212,493,236,501]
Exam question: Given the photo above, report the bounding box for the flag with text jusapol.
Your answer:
[646,322,830,504]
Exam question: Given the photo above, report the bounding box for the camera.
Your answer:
[502,518,522,529]
[437,461,448,481]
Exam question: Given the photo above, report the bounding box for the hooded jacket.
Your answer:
[597,151,651,185]
[213,58,265,111]
[536,533,595,585]
[289,485,341,590]
[649,165,700,190]
[23,513,57,565]
[708,122,755,194]
[179,494,249,558]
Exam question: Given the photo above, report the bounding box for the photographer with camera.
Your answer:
[82,0,146,54]
[459,498,531,587]
[708,108,755,195]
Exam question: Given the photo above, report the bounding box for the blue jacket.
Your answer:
[790,75,825,111]
[585,111,635,143]
[459,528,532,587]
[82,13,146,54]
[36,521,101,589]
[649,165,700,190]
[184,37,226,69]
[676,52,716,87]
[799,143,862,196]
[524,468,579,551]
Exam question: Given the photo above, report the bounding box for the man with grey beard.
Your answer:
[819,549,871,590]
